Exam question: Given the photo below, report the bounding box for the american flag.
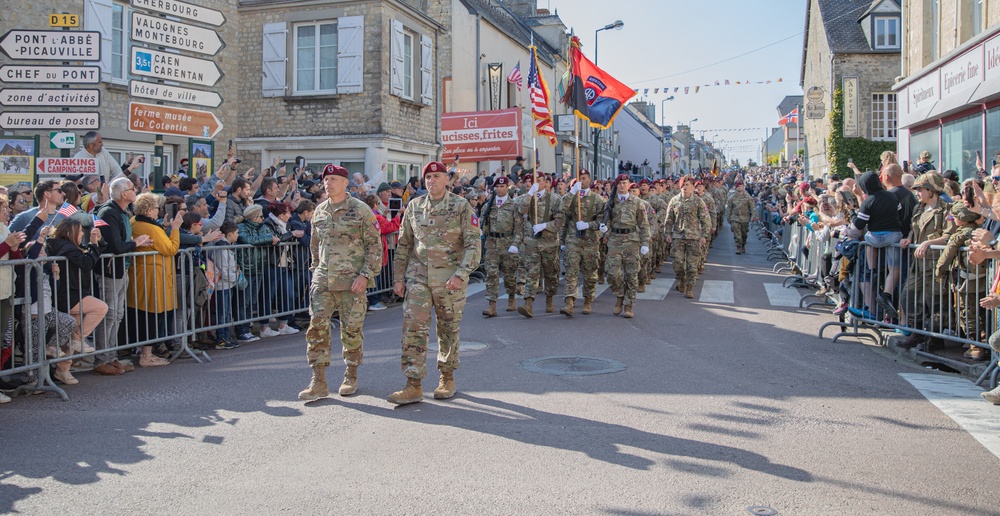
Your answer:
[527,46,557,146]
[56,202,78,217]
[506,61,522,91]
[93,214,109,228]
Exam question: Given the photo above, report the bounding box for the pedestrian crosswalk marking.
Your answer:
[698,280,734,304]
[763,283,802,307]
[899,373,1000,460]
[464,280,610,301]
[636,278,675,301]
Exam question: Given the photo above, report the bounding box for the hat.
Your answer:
[493,176,509,186]
[377,182,391,194]
[515,156,524,162]
[522,174,533,184]
[919,150,932,159]
[628,182,639,190]
[180,158,189,165]
[389,181,403,189]
[951,202,981,223]
[322,164,349,179]
[422,161,447,177]
[912,173,944,193]
[694,180,705,187]
[942,170,960,182]
[615,173,630,183]
[735,181,744,186]
[639,179,650,186]
[578,168,591,176]
[243,204,263,218]
[798,182,811,192]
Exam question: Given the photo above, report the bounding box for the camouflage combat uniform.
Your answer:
[393,191,482,380]
[518,189,564,302]
[605,194,651,309]
[696,191,717,267]
[559,188,604,306]
[481,194,523,302]
[725,189,756,251]
[306,196,382,367]
[642,191,669,272]
[712,184,727,236]
[636,196,655,287]
[664,192,711,296]
[935,206,988,342]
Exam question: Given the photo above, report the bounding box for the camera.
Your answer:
[233,158,242,164]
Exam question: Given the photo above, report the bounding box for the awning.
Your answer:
[969,74,1000,105]
[897,102,938,129]
[926,87,976,120]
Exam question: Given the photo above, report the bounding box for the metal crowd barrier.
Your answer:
[0,233,401,401]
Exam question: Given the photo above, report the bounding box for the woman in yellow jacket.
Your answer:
[127,192,184,367]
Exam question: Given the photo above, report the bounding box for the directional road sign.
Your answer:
[0,64,101,84]
[0,88,100,107]
[130,12,225,56]
[37,157,97,175]
[128,101,222,139]
[131,0,226,27]
[0,30,100,61]
[129,80,222,108]
[0,111,99,130]
[49,132,77,149]
[130,47,223,87]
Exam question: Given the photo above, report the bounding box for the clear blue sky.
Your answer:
[548,0,807,164]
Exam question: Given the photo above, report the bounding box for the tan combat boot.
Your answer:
[298,365,329,401]
[685,284,694,299]
[517,297,534,318]
[339,365,358,396]
[433,371,456,399]
[387,378,423,405]
[623,304,634,318]
[581,297,593,315]
[545,295,555,313]
[482,301,497,318]
[637,283,646,293]
[613,297,624,315]
[506,296,517,312]
[560,297,575,317]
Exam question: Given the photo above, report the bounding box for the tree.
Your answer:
[827,87,896,179]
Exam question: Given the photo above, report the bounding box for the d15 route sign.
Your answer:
[0,30,100,61]
[37,157,97,175]
[128,101,222,139]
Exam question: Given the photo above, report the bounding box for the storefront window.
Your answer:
[985,107,1000,168]
[942,113,982,180]
[909,127,939,168]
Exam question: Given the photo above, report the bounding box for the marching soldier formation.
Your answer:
[301,161,750,404]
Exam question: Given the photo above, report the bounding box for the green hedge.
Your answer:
[826,87,896,179]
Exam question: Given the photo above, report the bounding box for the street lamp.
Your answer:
[659,96,675,177]
[687,118,698,174]
[593,20,623,179]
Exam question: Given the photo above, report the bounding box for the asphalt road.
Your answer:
[2,224,999,515]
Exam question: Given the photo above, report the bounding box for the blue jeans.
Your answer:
[212,288,233,341]
[235,272,268,335]
[270,266,294,323]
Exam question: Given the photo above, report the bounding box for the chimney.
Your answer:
[536,8,550,15]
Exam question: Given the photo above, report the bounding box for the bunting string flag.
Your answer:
[630,77,785,94]
[561,36,636,130]
[527,47,557,146]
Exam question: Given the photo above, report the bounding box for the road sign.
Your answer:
[49,132,76,149]
[806,102,826,120]
[131,0,226,27]
[0,111,99,130]
[128,101,222,139]
[0,88,100,107]
[0,64,101,84]
[129,80,222,108]
[37,157,97,175]
[130,47,222,87]
[0,30,100,61]
[130,12,225,56]
[49,14,80,27]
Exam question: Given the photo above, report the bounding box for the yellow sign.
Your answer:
[49,14,80,27]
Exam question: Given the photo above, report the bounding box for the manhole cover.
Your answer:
[429,341,489,352]
[519,356,626,376]
[747,507,778,516]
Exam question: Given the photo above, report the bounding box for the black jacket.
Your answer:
[45,237,100,313]
[853,171,902,233]
[96,200,137,278]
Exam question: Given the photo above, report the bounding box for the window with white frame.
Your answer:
[874,16,900,49]
[872,93,897,141]
[402,32,414,99]
[972,0,984,37]
[112,5,125,80]
[294,22,338,94]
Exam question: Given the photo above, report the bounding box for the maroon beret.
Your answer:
[422,161,447,177]
[322,164,348,179]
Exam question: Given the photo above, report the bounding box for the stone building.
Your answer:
[776,95,806,167]
[801,0,901,178]
[895,0,1000,180]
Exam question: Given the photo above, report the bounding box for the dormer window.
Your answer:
[874,16,900,49]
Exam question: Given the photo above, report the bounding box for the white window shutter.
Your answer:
[84,0,113,83]
[390,19,404,97]
[262,22,287,98]
[337,16,364,94]
[420,35,432,106]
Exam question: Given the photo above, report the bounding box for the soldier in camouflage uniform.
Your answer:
[661,178,679,264]
[388,161,482,405]
[631,182,655,291]
[641,179,669,277]
[559,170,604,316]
[936,202,989,357]
[514,174,533,296]
[711,178,727,239]
[299,165,382,402]
[517,173,564,317]
[725,181,756,254]
[694,181,716,272]
[664,176,712,298]
[599,174,651,318]
[480,176,522,317]
[595,180,609,284]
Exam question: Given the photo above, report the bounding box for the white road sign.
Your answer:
[130,0,226,27]
[0,30,100,61]
[130,47,223,87]
[0,88,100,107]
[0,65,101,84]
[37,157,97,175]
[130,12,225,56]
[0,111,100,130]
[129,80,222,108]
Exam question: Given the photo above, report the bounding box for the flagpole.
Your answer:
[575,119,581,224]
